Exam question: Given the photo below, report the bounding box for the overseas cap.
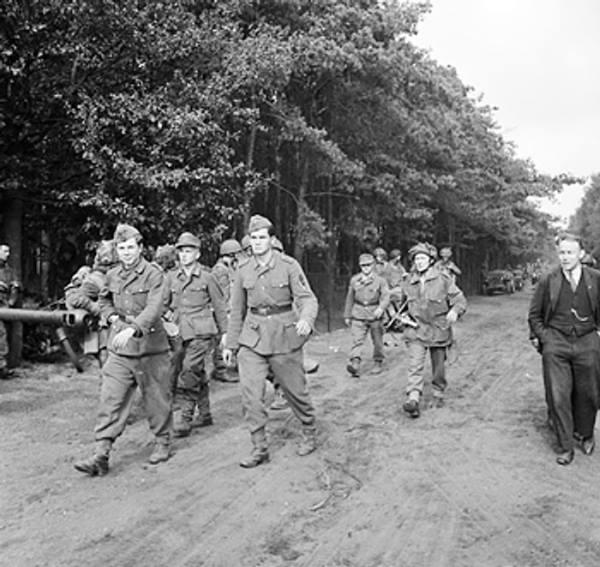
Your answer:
[113,223,142,243]
[175,232,201,249]
[408,242,437,260]
[271,237,284,252]
[248,214,273,234]
[359,253,375,265]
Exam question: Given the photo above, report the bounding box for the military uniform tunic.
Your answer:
[0,261,19,374]
[94,258,172,444]
[227,251,318,433]
[164,265,227,421]
[344,272,390,363]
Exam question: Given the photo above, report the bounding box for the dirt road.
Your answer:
[2,288,600,567]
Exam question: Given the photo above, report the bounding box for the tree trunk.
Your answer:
[292,154,309,261]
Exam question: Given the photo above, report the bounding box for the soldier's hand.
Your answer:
[112,327,136,350]
[446,310,458,324]
[344,318,351,327]
[223,348,234,367]
[295,319,311,336]
[530,337,541,352]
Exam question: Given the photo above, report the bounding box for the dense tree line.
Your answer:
[571,174,600,259]
[2,0,560,302]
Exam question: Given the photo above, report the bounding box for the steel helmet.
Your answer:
[241,235,251,250]
[408,242,437,261]
[373,247,387,260]
[220,239,242,256]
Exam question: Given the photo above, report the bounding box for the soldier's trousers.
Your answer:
[350,319,384,362]
[542,328,599,452]
[174,337,212,419]
[94,351,172,444]
[406,341,447,396]
[0,320,7,372]
[211,334,227,379]
[237,346,315,434]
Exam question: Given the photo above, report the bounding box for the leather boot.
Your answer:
[346,357,361,377]
[148,438,171,464]
[173,409,192,437]
[297,426,317,456]
[74,440,111,476]
[240,429,269,468]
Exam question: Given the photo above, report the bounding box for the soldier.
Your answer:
[163,232,228,437]
[373,247,390,280]
[223,214,319,468]
[64,240,117,367]
[240,235,252,260]
[401,242,466,418]
[344,253,390,377]
[211,238,242,383]
[435,246,462,282]
[74,224,172,476]
[0,244,20,378]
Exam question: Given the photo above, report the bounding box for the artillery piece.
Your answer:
[0,307,92,372]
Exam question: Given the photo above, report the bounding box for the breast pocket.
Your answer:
[269,279,291,303]
[130,287,149,311]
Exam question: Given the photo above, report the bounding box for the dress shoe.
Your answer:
[148,442,171,464]
[74,454,109,476]
[403,398,420,418]
[239,448,270,468]
[556,449,574,465]
[582,437,595,456]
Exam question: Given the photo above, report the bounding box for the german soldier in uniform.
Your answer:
[223,215,318,468]
[344,253,390,377]
[74,224,172,475]
[0,244,20,378]
[402,243,466,418]
[528,233,600,465]
[164,232,228,436]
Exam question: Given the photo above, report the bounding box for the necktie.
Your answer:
[568,270,577,292]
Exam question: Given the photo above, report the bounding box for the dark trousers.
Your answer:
[542,328,599,451]
[173,337,213,419]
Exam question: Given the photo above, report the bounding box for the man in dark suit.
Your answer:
[528,233,600,465]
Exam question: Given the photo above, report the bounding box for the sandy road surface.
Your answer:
[2,288,600,567]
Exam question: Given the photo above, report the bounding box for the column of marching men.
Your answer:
[61,214,474,476]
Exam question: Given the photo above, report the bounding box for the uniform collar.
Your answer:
[177,262,202,279]
[118,257,145,277]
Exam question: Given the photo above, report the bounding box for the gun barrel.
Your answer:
[0,307,90,327]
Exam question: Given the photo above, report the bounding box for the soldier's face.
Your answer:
[360,261,374,275]
[116,238,142,267]
[558,239,583,271]
[250,228,271,256]
[178,246,200,267]
[0,245,9,262]
[413,253,432,273]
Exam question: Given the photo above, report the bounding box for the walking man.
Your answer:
[344,253,390,377]
[74,224,172,476]
[402,242,466,418]
[528,232,600,465]
[223,214,318,468]
[165,232,228,436]
[0,243,20,378]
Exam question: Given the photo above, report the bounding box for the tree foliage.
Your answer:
[1,0,560,298]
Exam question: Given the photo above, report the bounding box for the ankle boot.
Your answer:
[173,409,192,437]
[74,440,111,476]
[240,429,269,468]
[297,426,317,456]
[148,438,171,464]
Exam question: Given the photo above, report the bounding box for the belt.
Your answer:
[250,304,293,316]
[356,301,378,307]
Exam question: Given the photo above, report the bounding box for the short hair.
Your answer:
[555,232,584,249]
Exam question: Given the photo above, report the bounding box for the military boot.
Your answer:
[148,437,171,464]
[240,429,269,468]
[296,426,317,456]
[402,391,420,418]
[74,440,111,476]
[173,408,192,437]
[346,357,361,377]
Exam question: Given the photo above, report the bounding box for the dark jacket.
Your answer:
[528,266,600,343]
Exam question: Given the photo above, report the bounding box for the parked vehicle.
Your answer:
[483,269,515,295]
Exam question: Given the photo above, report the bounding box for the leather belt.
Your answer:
[250,304,293,316]
[356,301,378,306]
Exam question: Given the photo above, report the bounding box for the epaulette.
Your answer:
[279,252,296,265]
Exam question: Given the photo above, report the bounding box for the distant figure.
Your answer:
[0,244,21,378]
[435,247,462,282]
[528,232,600,465]
[153,244,178,272]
